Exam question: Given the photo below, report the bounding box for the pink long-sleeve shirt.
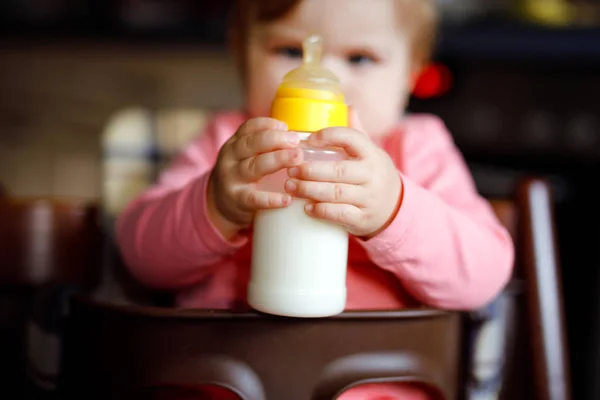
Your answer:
[116,111,514,399]
[117,110,513,311]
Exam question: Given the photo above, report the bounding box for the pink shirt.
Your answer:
[117,110,513,311]
[115,110,514,399]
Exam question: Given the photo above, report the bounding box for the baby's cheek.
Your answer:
[362,108,401,138]
[358,89,407,137]
[245,90,271,118]
[245,70,280,118]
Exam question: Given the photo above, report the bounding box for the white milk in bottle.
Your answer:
[248,35,350,317]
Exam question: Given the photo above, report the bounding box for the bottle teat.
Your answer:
[271,34,348,132]
[276,34,344,102]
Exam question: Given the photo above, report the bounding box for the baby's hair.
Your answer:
[229,0,438,70]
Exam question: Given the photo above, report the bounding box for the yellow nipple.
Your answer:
[271,34,348,132]
[276,35,344,102]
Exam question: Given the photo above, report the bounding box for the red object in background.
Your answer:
[412,63,453,99]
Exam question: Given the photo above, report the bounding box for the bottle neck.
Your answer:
[293,132,347,162]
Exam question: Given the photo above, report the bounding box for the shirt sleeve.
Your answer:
[115,112,248,290]
[359,115,515,310]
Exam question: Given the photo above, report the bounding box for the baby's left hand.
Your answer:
[284,119,402,239]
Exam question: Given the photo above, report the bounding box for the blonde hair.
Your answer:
[229,0,438,70]
[396,0,438,68]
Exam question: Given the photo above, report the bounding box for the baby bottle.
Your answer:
[248,34,349,318]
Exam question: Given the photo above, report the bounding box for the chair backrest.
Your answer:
[475,181,570,400]
[514,180,570,400]
[0,197,101,396]
[59,177,571,400]
[0,197,101,287]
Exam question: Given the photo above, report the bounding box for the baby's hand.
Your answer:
[208,117,303,233]
[284,116,402,238]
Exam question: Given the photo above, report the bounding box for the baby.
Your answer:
[116,0,514,398]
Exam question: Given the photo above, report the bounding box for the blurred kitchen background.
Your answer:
[1,0,600,398]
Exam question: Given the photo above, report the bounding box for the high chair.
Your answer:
[58,108,571,400]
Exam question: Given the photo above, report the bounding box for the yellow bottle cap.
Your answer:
[271,35,348,132]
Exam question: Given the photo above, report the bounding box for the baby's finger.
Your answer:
[285,179,366,206]
[239,148,303,181]
[236,117,287,137]
[234,129,300,160]
[287,160,369,184]
[238,187,292,210]
[305,202,362,229]
[307,127,371,158]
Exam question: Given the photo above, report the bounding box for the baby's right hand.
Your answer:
[207,117,302,234]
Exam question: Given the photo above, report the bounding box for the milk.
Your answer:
[249,34,350,317]
[248,143,349,317]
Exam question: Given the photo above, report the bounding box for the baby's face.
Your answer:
[244,0,415,138]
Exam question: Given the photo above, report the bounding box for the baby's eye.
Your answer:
[348,54,375,66]
[276,46,303,59]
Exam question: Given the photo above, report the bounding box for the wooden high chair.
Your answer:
[58,176,571,400]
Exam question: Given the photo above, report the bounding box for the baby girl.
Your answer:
[117,1,514,398]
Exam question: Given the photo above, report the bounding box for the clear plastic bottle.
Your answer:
[248,35,349,318]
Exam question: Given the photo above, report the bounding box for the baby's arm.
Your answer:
[361,116,514,310]
[116,113,247,290]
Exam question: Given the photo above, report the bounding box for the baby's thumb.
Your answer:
[348,106,366,134]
